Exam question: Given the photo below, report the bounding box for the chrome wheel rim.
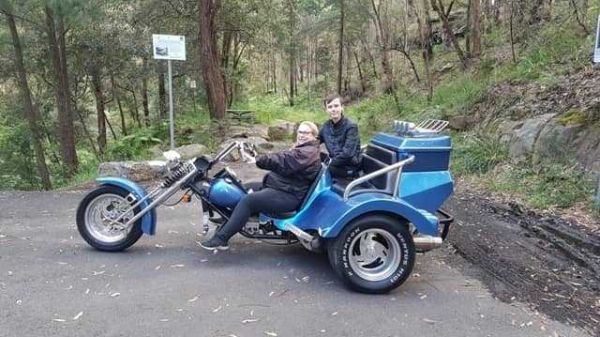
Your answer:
[85,193,134,244]
[348,228,401,282]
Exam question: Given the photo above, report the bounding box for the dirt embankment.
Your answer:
[445,183,600,335]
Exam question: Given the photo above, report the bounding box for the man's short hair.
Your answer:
[324,94,343,106]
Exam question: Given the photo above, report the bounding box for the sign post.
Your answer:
[152,34,186,149]
[190,80,197,115]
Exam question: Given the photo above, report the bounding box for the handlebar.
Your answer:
[213,141,239,163]
[211,141,258,165]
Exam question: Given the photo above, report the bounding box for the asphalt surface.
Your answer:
[0,190,591,337]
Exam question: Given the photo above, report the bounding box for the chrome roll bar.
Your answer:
[343,155,415,201]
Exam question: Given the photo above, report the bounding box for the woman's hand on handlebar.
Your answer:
[239,142,257,164]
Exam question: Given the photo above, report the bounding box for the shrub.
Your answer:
[452,132,509,175]
[106,129,162,161]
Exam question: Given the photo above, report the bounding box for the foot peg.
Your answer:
[209,216,225,224]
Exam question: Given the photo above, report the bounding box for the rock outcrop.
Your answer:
[468,69,600,173]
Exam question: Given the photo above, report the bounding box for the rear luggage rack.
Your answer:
[393,119,449,137]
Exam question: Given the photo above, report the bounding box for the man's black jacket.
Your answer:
[319,115,361,174]
[255,140,321,200]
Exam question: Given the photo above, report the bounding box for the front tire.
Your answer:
[328,215,415,294]
[76,185,143,252]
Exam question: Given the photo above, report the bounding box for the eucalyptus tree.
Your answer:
[0,0,52,189]
[198,0,227,119]
[44,1,81,177]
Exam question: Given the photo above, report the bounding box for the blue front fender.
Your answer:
[96,177,157,235]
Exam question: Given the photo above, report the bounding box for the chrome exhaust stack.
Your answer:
[286,223,323,252]
[413,235,443,252]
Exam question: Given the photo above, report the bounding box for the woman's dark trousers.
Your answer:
[215,184,301,242]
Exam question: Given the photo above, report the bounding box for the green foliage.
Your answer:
[346,95,398,133]
[430,76,486,116]
[238,94,322,125]
[485,162,595,210]
[503,23,589,81]
[558,110,587,126]
[52,149,100,188]
[0,122,39,190]
[105,128,162,161]
[452,132,509,175]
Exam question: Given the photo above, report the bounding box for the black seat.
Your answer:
[365,143,397,165]
[332,143,399,197]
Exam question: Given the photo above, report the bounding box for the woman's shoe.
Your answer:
[199,236,229,251]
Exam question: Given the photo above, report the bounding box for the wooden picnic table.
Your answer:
[227,109,256,125]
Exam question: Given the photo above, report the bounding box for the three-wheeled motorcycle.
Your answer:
[76,119,454,293]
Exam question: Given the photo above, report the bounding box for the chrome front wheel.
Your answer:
[84,193,135,244]
[77,185,143,251]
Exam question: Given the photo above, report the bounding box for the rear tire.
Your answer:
[328,215,415,294]
[76,185,143,252]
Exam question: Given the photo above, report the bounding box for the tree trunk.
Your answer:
[119,84,141,128]
[89,63,106,155]
[569,0,590,34]
[370,0,396,92]
[466,0,472,56]
[470,0,481,58]
[73,104,99,160]
[361,37,379,79]
[141,58,150,127]
[509,0,517,63]
[272,52,277,93]
[198,0,227,120]
[131,90,141,128]
[45,6,77,178]
[412,0,434,100]
[158,72,167,120]
[105,114,117,140]
[289,54,295,106]
[221,29,232,107]
[344,43,350,92]
[336,0,345,94]
[286,0,297,106]
[110,75,127,135]
[431,0,468,68]
[528,0,547,26]
[6,9,52,189]
[353,50,366,93]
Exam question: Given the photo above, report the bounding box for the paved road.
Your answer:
[0,191,590,337]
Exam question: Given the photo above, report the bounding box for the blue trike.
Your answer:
[76,119,454,293]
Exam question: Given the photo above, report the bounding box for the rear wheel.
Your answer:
[76,185,143,251]
[328,215,415,294]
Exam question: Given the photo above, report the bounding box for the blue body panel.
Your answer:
[96,177,157,235]
[257,130,454,238]
[398,171,453,214]
[372,133,452,172]
[261,170,440,237]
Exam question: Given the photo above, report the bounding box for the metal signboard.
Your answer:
[152,34,187,149]
[152,34,186,61]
